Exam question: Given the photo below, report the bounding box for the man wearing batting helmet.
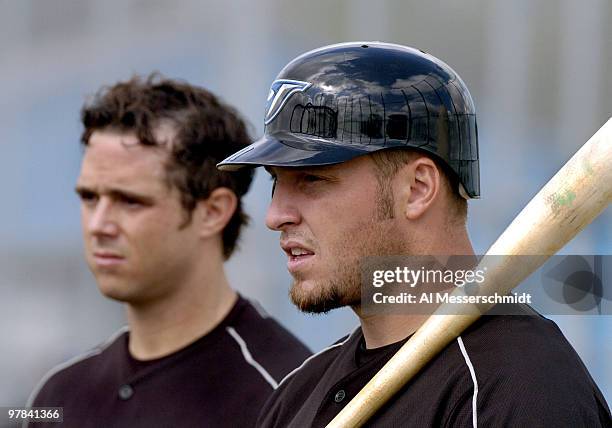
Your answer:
[219,42,610,427]
[26,74,310,427]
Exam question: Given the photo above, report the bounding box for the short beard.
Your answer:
[289,266,361,314]
[289,187,404,314]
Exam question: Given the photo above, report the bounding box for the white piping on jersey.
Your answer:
[276,325,361,389]
[457,336,479,428]
[226,326,278,389]
[23,326,129,428]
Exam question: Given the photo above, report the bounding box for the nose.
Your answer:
[86,198,119,237]
[265,181,301,231]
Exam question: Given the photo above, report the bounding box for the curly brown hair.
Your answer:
[80,73,254,259]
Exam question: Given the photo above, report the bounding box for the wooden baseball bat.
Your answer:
[326,117,612,428]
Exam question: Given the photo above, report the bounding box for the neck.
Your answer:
[357,225,474,349]
[126,254,237,360]
[355,311,431,349]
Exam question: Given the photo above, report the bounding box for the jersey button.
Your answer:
[118,384,134,400]
[334,389,346,403]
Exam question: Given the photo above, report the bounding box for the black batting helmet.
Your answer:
[218,42,480,198]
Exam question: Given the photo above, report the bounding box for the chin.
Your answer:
[289,278,357,314]
[98,286,130,303]
[95,277,136,303]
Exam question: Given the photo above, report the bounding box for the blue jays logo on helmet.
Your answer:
[264,79,311,125]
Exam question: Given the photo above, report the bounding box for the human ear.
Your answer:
[403,157,440,220]
[194,187,238,238]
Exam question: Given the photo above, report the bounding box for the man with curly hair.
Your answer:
[26,75,310,428]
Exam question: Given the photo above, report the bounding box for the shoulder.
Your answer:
[450,307,611,425]
[223,296,312,387]
[27,327,128,407]
[232,297,309,350]
[256,328,360,427]
[459,306,590,378]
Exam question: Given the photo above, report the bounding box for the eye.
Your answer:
[119,195,143,207]
[77,190,98,204]
[302,174,324,183]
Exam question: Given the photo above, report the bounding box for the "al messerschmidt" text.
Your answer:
[373,292,532,305]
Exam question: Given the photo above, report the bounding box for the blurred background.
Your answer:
[1,0,610,408]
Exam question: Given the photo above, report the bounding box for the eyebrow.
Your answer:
[74,185,155,204]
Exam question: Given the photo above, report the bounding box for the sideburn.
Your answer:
[375,177,396,221]
[177,208,194,230]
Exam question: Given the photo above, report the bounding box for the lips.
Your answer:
[92,251,125,267]
[288,247,314,256]
[280,241,315,274]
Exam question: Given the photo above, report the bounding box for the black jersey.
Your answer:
[27,295,311,428]
[257,305,611,427]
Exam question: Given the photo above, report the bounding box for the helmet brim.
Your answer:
[217,132,370,171]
